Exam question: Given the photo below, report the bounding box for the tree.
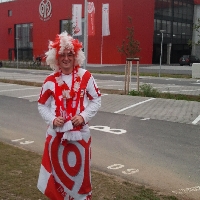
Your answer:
[117,16,141,58]
[63,18,76,36]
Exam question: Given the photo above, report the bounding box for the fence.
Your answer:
[2,60,50,70]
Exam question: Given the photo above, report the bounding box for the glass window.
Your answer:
[8,10,12,16]
[16,23,33,48]
[60,19,84,45]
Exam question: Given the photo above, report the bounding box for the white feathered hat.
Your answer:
[45,31,85,71]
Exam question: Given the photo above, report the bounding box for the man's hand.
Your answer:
[53,116,65,127]
[71,115,84,127]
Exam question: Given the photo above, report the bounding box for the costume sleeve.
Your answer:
[38,80,56,128]
[38,103,56,129]
[80,75,101,124]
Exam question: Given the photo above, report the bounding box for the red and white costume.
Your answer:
[37,32,101,200]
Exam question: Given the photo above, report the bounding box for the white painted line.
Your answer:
[155,86,180,89]
[20,140,34,145]
[0,84,15,87]
[181,89,200,92]
[12,138,24,142]
[162,89,200,93]
[172,186,200,194]
[162,91,177,93]
[166,78,175,80]
[101,94,109,97]
[18,94,39,98]
[141,118,150,121]
[0,88,38,92]
[114,98,155,113]
[122,169,139,174]
[192,115,200,125]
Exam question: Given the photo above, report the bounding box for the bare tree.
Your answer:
[63,18,76,36]
[117,16,141,58]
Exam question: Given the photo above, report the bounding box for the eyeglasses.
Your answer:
[60,53,74,58]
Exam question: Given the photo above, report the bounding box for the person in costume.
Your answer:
[37,31,101,200]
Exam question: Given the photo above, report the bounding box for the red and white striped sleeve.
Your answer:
[38,76,56,128]
[80,74,101,124]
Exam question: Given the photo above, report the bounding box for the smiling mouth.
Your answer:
[62,61,70,64]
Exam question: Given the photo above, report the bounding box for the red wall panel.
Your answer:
[121,0,155,64]
[194,0,200,4]
[0,0,155,64]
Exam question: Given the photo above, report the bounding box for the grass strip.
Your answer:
[0,141,180,200]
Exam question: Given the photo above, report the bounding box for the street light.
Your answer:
[15,37,19,69]
[159,30,165,77]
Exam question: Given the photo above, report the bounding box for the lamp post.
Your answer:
[15,37,19,69]
[159,30,165,77]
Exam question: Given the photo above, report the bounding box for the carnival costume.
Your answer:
[37,32,101,200]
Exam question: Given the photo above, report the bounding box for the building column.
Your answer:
[192,5,200,56]
[167,43,172,65]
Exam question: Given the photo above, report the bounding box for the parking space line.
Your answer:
[18,94,39,98]
[162,89,200,93]
[101,94,109,97]
[0,84,15,87]
[114,98,155,113]
[192,115,200,125]
[0,88,38,92]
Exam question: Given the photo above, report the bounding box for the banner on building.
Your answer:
[88,2,95,36]
[102,3,110,36]
[72,4,82,36]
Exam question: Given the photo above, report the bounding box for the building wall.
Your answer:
[194,0,200,4]
[0,0,155,64]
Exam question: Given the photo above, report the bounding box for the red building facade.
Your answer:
[0,0,155,64]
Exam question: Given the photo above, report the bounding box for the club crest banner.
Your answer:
[72,4,82,36]
[88,2,95,36]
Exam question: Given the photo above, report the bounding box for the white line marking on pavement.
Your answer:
[172,186,200,194]
[181,89,200,92]
[162,89,200,93]
[155,86,180,89]
[18,94,39,98]
[12,138,25,142]
[101,94,109,97]
[114,98,155,113]
[0,84,15,87]
[141,118,150,121]
[166,78,175,80]
[0,88,38,92]
[192,115,200,125]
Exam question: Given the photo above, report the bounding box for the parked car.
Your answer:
[179,55,200,66]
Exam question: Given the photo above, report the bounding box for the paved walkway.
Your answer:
[0,67,199,126]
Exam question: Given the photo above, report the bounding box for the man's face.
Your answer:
[58,49,75,74]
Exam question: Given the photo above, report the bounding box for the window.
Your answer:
[8,28,12,34]
[8,10,12,16]
[15,23,33,60]
[60,19,84,45]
